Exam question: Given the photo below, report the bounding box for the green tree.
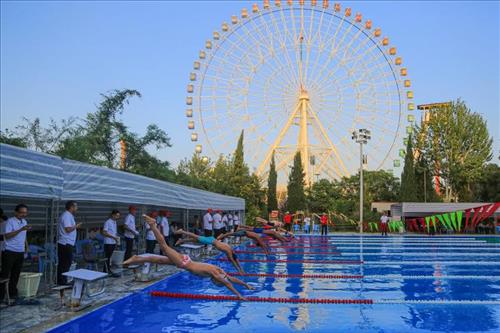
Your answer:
[230,130,249,191]
[474,163,500,202]
[0,129,27,148]
[287,151,306,212]
[306,179,337,213]
[1,117,76,152]
[176,154,213,190]
[414,152,440,202]
[267,152,278,212]
[400,134,418,201]
[414,99,493,201]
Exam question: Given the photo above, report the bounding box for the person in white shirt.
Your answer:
[227,212,234,232]
[213,210,224,238]
[102,210,120,273]
[57,201,81,285]
[380,212,389,236]
[304,216,311,234]
[203,209,214,237]
[123,206,139,261]
[221,212,229,234]
[0,204,31,302]
[145,211,159,253]
[233,212,240,231]
[159,210,170,248]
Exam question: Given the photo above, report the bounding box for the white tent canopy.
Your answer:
[1,143,244,211]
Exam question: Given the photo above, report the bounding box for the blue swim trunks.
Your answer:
[198,236,215,245]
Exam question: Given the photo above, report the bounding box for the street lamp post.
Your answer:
[352,129,371,234]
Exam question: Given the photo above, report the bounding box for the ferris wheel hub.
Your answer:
[299,89,309,101]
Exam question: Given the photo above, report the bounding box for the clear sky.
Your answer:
[1,0,499,167]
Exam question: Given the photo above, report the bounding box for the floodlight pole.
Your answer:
[359,141,364,235]
[352,129,371,234]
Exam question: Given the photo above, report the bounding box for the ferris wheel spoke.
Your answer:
[313,30,378,91]
[309,15,355,90]
[267,7,303,90]
[251,10,301,89]
[302,6,319,85]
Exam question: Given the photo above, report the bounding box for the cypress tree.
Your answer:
[400,134,419,202]
[287,151,306,212]
[267,152,278,212]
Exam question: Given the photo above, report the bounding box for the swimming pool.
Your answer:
[48,235,500,333]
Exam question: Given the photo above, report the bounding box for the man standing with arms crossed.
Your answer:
[57,201,81,285]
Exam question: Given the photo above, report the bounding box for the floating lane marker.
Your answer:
[238,251,499,257]
[361,260,500,266]
[248,245,337,249]
[227,272,363,279]
[365,275,500,280]
[336,246,500,250]
[235,250,342,255]
[227,273,500,280]
[375,299,500,305]
[150,291,373,304]
[150,292,500,305]
[218,258,362,264]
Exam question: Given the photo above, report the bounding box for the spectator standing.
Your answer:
[320,213,328,236]
[203,209,214,236]
[284,212,292,231]
[213,210,224,238]
[57,201,81,285]
[380,212,389,236]
[0,204,31,303]
[227,212,234,232]
[221,212,229,235]
[123,206,139,261]
[304,216,311,234]
[145,211,159,253]
[102,210,120,273]
[160,210,170,247]
[233,212,240,231]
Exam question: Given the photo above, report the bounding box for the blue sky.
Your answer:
[1,1,498,167]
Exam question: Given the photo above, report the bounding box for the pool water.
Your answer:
[48,235,500,333]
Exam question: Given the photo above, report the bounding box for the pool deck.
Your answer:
[0,264,182,333]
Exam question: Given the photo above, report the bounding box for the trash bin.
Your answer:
[17,272,42,298]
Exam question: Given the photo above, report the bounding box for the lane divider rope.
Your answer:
[227,272,363,279]
[235,250,342,255]
[365,275,500,280]
[375,299,500,305]
[150,291,373,304]
[218,258,363,264]
[248,245,337,249]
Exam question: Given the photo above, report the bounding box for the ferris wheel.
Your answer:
[185,0,415,184]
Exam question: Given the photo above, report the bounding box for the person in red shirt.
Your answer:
[320,213,329,236]
[283,212,292,231]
